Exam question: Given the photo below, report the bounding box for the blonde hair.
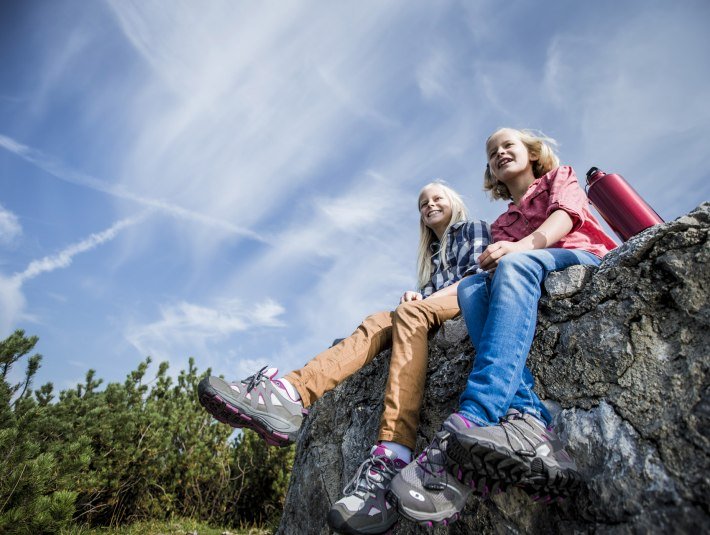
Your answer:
[416,181,469,291]
[483,128,560,201]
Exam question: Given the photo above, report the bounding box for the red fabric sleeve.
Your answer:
[545,166,587,232]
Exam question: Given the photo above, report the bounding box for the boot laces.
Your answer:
[242,365,270,393]
[499,412,537,457]
[416,431,450,490]
[343,454,397,498]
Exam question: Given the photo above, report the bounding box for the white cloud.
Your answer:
[98,0,430,266]
[0,134,264,242]
[541,8,710,218]
[217,169,420,372]
[244,170,413,277]
[10,0,708,393]
[0,203,21,246]
[0,274,25,337]
[125,297,287,365]
[316,66,399,128]
[0,214,146,335]
[250,299,287,327]
[416,50,454,101]
[17,214,147,283]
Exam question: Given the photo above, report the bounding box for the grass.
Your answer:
[62,518,270,535]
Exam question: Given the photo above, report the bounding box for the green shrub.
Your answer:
[0,330,295,531]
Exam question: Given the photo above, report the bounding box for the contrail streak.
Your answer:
[15,213,148,283]
[0,133,266,243]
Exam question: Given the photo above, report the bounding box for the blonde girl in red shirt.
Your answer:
[390,128,617,527]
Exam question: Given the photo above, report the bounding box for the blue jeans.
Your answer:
[456,248,600,426]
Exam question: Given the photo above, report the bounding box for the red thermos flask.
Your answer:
[585,167,664,242]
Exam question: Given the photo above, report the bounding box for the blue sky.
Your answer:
[1,0,709,392]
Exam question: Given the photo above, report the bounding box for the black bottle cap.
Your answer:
[586,166,601,179]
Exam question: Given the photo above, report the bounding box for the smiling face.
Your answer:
[418,184,453,238]
[486,128,537,186]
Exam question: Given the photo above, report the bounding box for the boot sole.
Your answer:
[448,433,583,502]
[326,507,398,535]
[387,490,462,528]
[197,376,296,447]
[519,457,583,501]
[446,433,530,494]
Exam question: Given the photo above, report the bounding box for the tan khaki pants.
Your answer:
[284,294,460,450]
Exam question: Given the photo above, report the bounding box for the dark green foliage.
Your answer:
[0,330,86,534]
[228,429,295,528]
[0,330,295,532]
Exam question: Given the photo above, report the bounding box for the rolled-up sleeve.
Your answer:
[545,166,587,232]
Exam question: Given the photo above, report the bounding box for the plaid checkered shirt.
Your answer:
[420,219,492,298]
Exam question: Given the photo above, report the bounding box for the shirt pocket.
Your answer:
[524,182,552,229]
[493,211,522,240]
[526,180,550,203]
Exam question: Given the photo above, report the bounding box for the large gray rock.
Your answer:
[278,203,709,534]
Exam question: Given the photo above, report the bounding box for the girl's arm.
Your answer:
[401,280,460,303]
[478,210,573,272]
[425,279,462,300]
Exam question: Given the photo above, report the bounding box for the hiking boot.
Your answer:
[327,445,406,535]
[447,409,582,500]
[388,426,471,528]
[441,413,510,497]
[198,366,305,447]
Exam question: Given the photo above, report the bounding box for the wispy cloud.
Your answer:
[0,214,146,335]
[0,203,22,246]
[100,1,424,249]
[0,134,265,242]
[416,50,454,102]
[16,213,147,283]
[0,274,25,336]
[215,170,417,372]
[7,0,708,393]
[125,297,286,364]
[541,7,710,219]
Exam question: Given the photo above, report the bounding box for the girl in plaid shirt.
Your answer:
[200,181,490,534]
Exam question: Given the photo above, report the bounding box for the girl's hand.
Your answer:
[400,291,423,304]
[477,241,529,272]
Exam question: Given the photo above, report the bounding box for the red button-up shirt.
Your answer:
[491,165,617,258]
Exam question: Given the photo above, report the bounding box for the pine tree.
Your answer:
[0,330,296,531]
[0,330,88,535]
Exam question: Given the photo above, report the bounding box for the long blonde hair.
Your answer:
[483,128,560,201]
[416,181,469,290]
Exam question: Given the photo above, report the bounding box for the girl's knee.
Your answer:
[393,300,431,325]
[361,310,392,330]
[457,273,488,302]
[394,300,421,316]
[458,272,487,290]
[493,253,546,287]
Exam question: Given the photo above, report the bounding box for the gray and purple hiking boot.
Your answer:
[327,444,406,535]
[388,426,472,528]
[198,366,306,447]
[446,409,582,501]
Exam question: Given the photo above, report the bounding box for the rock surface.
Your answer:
[278,204,709,534]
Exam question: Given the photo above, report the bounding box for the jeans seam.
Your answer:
[458,409,488,427]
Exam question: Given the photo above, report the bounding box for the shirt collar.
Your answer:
[429,221,465,251]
